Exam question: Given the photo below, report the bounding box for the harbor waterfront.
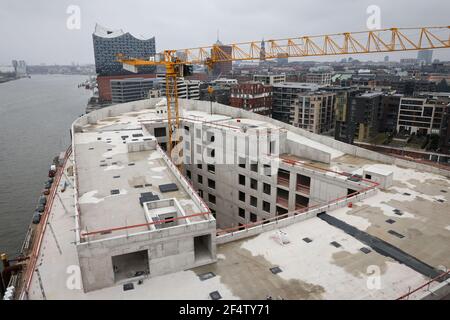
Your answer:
[0,75,91,256]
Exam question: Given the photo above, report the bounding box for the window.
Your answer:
[211,209,216,219]
[197,164,202,170]
[239,157,246,169]
[238,208,245,219]
[186,170,192,179]
[209,148,215,158]
[198,175,203,184]
[185,141,190,150]
[263,183,271,195]
[207,132,215,142]
[250,196,257,207]
[239,191,245,202]
[209,194,216,204]
[250,162,258,173]
[365,174,372,180]
[154,127,166,138]
[196,128,201,139]
[239,174,246,186]
[250,213,257,223]
[270,141,276,155]
[263,164,272,176]
[184,125,190,132]
[207,164,215,173]
[208,179,216,189]
[263,201,270,213]
[196,144,202,154]
[198,189,204,198]
[250,178,258,190]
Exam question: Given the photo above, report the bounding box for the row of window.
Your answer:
[238,174,272,195]
[238,159,272,176]
[197,175,216,189]
[238,208,259,223]
[238,191,271,213]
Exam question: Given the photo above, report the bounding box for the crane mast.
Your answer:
[118,26,450,159]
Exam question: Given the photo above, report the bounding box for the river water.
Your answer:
[0,75,91,256]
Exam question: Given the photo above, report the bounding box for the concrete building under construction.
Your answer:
[7,98,450,300]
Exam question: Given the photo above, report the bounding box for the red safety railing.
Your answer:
[216,156,379,237]
[397,270,450,300]
[21,146,72,298]
[81,212,211,238]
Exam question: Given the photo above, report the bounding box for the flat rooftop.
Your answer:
[75,112,207,242]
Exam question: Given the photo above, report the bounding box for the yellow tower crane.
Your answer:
[118,25,450,157]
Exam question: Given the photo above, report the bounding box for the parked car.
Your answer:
[32,212,41,224]
[37,204,45,213]
[38,195,47,205]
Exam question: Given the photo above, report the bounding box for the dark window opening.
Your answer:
[112,250,149,283]
[263,183,271,195]
[277,188,289,207]
[154,127,167,138]
[263,201,271,213]
[250,178,258,190]
[194,234,213,262]
[250,196,257,207]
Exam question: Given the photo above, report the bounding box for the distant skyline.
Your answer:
[1,0,449,65]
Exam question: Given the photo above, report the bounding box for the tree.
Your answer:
[436,79,450,92]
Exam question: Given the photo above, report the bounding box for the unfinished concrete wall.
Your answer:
[77,220,216,292]
[216,188,378,244]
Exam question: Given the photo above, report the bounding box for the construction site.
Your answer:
[1,25,450,301]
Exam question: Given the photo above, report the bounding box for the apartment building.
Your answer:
[290,92,336,134]
[272,82,319,123]
[111,78,160,104]
[253,74,286,85]
[336,92,383,143]
[230,82,272,116]
[157,75,201,100]
[306,72,332,86]
[397,94,450,135]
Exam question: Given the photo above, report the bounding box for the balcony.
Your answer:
[296,174,311,195]
[296,184,310,195]
[277,169,290,187]
[295,194,309,213]
[277,188,289,208]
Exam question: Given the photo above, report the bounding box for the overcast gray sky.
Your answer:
[0,0,449,65]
